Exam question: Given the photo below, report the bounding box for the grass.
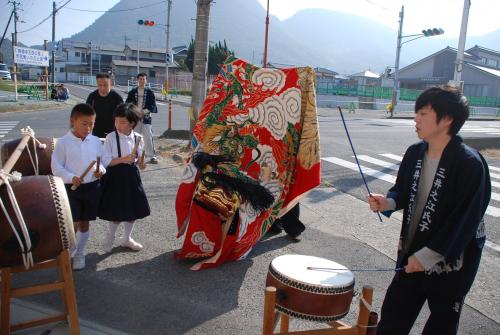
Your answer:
[0,81,15,92]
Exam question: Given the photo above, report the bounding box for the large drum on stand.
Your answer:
[1,137,56,176]
[266,254,355,322]
[0,175,75,267]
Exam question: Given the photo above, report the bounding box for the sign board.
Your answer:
[14,46,49,67]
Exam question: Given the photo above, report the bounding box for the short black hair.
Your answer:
[96,72,110,80]
[113,103,143,127]
[70,103,95,119]
[415,85,469,135]
[137,72,147,79]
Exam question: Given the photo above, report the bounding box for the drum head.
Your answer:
[271,254,354,287]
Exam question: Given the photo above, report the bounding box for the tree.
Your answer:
[185,38,194,72]
[185,38,234,75]
[207,40,234,75]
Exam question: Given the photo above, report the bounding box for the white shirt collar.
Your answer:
[68,130,90,142]
[116,130,135,140]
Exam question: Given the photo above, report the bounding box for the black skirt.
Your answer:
[98,163,150,222]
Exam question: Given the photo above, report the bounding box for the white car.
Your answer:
[0,63,12,80]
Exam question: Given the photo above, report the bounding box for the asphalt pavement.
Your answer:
[1,88,499,334]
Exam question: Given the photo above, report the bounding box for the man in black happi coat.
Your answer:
[368,85,491,335]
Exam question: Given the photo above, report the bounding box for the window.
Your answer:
[479,57,487,64]
[59,67,65,72]
[75,52,80,57]
[486,58,498,67]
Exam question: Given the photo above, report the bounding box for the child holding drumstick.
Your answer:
[99,103,150,252]
[51,103,106,270]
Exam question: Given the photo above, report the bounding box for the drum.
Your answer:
[0,175,75,267]
[1,137,56,176]
[266,254,354,322]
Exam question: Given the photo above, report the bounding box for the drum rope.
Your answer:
[20,127,47,176]
[0,170,34,269]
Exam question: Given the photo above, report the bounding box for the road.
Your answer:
[1,86,499,334]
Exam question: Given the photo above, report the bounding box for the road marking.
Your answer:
[0,121,18,139]
[379,153,403,161]
[322,156,396,183]
[490,166,500,172]
[356,155,400,171]
[323,155,499,218]
[485,240,500,253]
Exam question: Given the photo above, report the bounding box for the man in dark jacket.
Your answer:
[86,72,123,138]
[126,73,158,163]
[368,85,491,335]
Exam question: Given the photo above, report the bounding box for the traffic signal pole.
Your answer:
[164,0,172,99]
[52,0,56,84]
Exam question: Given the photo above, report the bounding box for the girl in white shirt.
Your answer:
[99,103,150,252]
[51,103,106,270]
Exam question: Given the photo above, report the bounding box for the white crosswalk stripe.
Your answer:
[373,119,500,135]
[322,153,500,218]
[0,122,18,139]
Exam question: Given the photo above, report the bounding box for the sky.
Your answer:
[2,0,500,47]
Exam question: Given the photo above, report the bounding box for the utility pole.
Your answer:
[51,1,56,84]
[164,0,172,99]
[11,33,18,101]
[191,0,213,133]
[453,0,471,87]
[9,1,20,101]
[89,41,93,78]
[263,0,270,67]
[44,40,49,100]
[390,5,404,118]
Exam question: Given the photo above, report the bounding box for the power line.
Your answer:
[18,0,71,34]
[65,0,166,13]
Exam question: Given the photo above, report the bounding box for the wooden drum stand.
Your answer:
[263,286,377,335]
[1,250,80,334]
[0,131,80,334]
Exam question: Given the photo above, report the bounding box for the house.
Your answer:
[397,45,500,99]
[314,67,338,80]
[349,70,381,86]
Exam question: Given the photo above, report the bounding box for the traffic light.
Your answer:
[422,28,444,37]
[166,51,173,64]
[138,19,155,26]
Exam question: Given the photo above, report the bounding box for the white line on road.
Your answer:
[322,156,396,183]
[490,166,500,172]
[323,156,500,218]
[485,240,500,253]
[491,192,500,202]
[356,155,400,171]
[379,153,403,161]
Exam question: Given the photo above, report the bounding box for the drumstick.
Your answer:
[307,266,404,272]
[338,106,383,223]
[131,137,141,157]
[71,160,96,190]
[96,156,101,174]
[140,150,146,165]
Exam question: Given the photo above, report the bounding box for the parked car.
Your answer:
[0,63,12,80]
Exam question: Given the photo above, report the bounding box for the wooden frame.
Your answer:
[262,285,377,335]
[1,249,80,334]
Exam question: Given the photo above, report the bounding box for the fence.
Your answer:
[316,83,500,107]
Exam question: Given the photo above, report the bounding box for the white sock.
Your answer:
[123,221,135,241]
[108,222,120,240]
[75,231,89,256]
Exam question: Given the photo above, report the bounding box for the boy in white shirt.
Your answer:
[52,103,106,270]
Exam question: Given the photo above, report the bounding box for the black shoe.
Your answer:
[268,220,283,234]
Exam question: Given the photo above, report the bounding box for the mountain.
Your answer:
[66,0,499,74]
[0,39,28,65]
